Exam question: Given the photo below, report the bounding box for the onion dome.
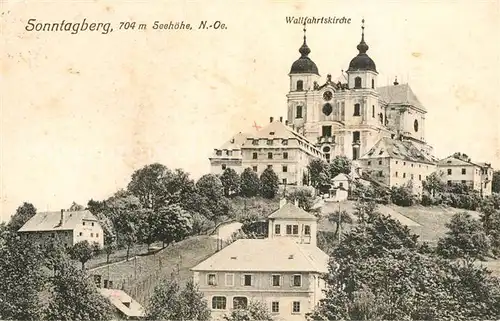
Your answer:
[290,24,319,75]
[347,19,377,73]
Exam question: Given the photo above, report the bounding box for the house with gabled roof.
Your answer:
[437,155,493,196]
[17,209,104,249]
[191,200,328,321]
[210,132,250,175]
[357,137,437,194]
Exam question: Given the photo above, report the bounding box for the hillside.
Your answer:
[89,235,218,306]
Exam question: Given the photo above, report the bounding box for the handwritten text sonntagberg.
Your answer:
[25,18,112,34]
[286,16,351,24]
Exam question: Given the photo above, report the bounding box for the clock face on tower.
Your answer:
[323,91,333,101]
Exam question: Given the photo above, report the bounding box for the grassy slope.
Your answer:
[88,235,218,305]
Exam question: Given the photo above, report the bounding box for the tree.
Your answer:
[260,167,279,199]
[390,181,415,206]
[220,167,240,196]
[0,231,46,320]
[240,168,261,197]
[307,158,329,189]
[69,240,96,270]
[223,300,274,321]
[437,212,490,265]
[423,171,446,197]
[155,204,193,248]
[136,208,157,249]
[44,261,113,320]
[146,278,210,321]
[7,202,37,232]
[86,199,106,214]
[286,187,316,211]
[308,206,500,321]
[492,170,500,193]
[68,201,85,211]
[328,210,353,239]
[480,195,500,256]
[96,213,117,263]
[329,155,352,178]
[127,163,171,210]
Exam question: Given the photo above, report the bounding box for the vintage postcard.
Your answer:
[1,1,499,320]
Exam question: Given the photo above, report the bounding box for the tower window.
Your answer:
[448,169,452,175]
[414,119,419,132]
[296,80,303,91]
[354,77,362,89]
[372,105,375,118]
[322,126,332,137]
[252,152,257,159]
[371,79,375,89]
[379,113,383,124]
[283,152,288,159]
[353,131,360,143]
[352,147,359,160]
[296,106,303,119]
[322,103,333,116]
[354,104,361,116]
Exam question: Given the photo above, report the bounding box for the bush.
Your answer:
[390,183,415,207]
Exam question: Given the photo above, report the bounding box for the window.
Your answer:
[282,139,288,145]
[354,103,361,116]
[225,273,234,286]
[419,175,422,181]
[267,139,273,146]
[268,152,273,159]
[207,273,217,286]
[461,180,466,184]
[216,150,222,156]
[322,103,333,116]
[325,154,330,162]
[282,165,288,172]
[448,169,452,175]
[90,233,94,237]
[353,131,360,142]
[403,162,406,166]
[79,232,83,236]
[462,168,466,175]
[275,224,281,235]
[395,171,399,177]
[378,160,382,165]
[96,233,99,237]
[367,161,371,165]
[292,275,302,287]
[233,297,248,309]
[227,150,233,156]
[403,173,406,178]
[292,225,299,235]
[243,274,252,286]
[322,126,332,137]
[83,222,85,226]
[286,225,292,234]
[296,80,303,91]
[91,222,94,226]
[252,166,257,172]
[283,152,288,159]
[221,164,227,170]
[411,174,414,179]
[296,106,303,118]
[304,225,311,235]
[282,178,287,184]
[253,152,257,159]
[271,301,280,313]
[447,180,452,186]
[272,274,281,287]
[292,301,301,313]
[252,139,258,145]
[353,147,359,160]
[339,182,344,188]
[212,296,226,310]
[371,79,375,89]
[372,105,375,118]
[354,77,362,88]
[411,164,414,167]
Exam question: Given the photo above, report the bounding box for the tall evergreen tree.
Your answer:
[260,167,279,199]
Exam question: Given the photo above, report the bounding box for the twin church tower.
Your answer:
[286,20,432,162]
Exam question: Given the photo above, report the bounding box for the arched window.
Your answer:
[233,297,248,309]
[353,104,361,116]
[371,79,375,89]
[296,106,303,118]
[296,80,303,91]
[354,77,362,89]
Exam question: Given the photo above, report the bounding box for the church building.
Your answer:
[209,20,437,193]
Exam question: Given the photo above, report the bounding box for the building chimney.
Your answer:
[60,209,64,225]
[269,117,274,123]
[393,76,399,86]
[279,116,283,122]
[279,198,287,208]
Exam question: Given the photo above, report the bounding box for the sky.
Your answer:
[1,0,499,222]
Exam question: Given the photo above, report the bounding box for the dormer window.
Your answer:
[267,140,273,146]
[282,139,288,145]
[269,132,275,135]
[216,150,222,156]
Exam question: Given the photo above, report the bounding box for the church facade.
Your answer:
[210,20,438,193]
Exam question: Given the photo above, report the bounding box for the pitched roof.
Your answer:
[377,83,426,112]
[268,202,317,221]
[250,120,304,140]
[191,238,329,273]
[18,210,98,232]
[361,137,436,165]
[438,156,490,168]
[98,288,145,318]
[219,132,250,150]
[332,173,349,181]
